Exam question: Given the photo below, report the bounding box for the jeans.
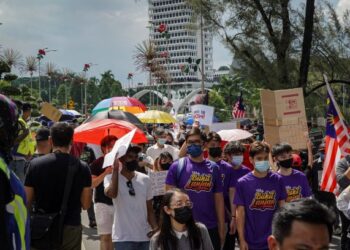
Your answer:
[208,227,221,250]
[9,159,26,183]
[114,241,149,250]
[340,211,350,250]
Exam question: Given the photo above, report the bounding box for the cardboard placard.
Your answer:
[149,171,168,197]
[261,88,308,149]
[40,102,62,122]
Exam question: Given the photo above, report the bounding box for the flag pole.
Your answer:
[324,74,345,121]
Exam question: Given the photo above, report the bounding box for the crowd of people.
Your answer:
[0,92,345,250]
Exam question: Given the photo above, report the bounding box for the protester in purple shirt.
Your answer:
[222,141,251,249]
[206,132,234,218]
[165,128,225,250]
[234,141,287,250]
[272,143,312,202]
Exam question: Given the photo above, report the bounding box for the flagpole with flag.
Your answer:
[320,75,350,193]
[232,92,246,119]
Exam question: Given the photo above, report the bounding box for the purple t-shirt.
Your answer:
[230,165,251,188]
[234,172,287,249]
[216,160,235,221]
[166,157,223,229]
[278,169,312,202]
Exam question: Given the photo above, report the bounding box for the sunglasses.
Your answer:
[126,180,135,196]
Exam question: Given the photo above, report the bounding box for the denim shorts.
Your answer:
[114,241,149,250]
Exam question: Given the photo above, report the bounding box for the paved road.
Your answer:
[81,210,342,250]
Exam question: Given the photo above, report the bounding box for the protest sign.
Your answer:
[149,171,168,197]
[40,102,62,122]
[261,88,308,149]
[102,129,136,168]
[191,104,214,126]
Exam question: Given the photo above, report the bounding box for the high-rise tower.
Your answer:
[149,0,213,97]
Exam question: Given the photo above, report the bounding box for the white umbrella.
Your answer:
[218,129,253,142]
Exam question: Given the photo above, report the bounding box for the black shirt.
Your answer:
[90,157,113,205]
[25,152,92,226]
[0,169,12,250]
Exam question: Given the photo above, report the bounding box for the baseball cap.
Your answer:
[35,128,50,141]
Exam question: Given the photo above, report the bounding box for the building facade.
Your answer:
[148,0,214,98]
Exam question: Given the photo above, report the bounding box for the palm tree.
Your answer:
[134,40,169,106]
[0,48,23,70]
[62,68,74,106]
[45,62,56,103]
[24,56,38,95]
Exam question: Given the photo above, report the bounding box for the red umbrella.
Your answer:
[74,119,148,145]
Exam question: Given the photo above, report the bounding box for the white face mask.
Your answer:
[232,155,244,166]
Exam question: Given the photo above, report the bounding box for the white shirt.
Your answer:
[146,144,179,161]
[104,172,153,242]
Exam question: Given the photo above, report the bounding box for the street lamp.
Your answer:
[37,48,57,100]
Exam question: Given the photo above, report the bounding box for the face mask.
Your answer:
[160,162,171,170]
[255,160,270,172]
[125,160,139,172]
[173,206,193,224]
[165,141,172,145]
[208,147,222,158]
[158,138,166,146]
[278,158,293,169]
[187,144,203,158]
[232,155,244,166]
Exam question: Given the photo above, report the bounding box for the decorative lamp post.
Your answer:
[36,48,56,99]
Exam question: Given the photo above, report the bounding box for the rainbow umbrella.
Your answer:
[92,97,147,115]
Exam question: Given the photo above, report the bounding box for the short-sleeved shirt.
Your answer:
[230,165,251,188]
[234,172,287,249]
[90,157,113,205]
[278,169,312,202]
[104,171,153,242]
[146,144,180,161]
[216,160,235,213]
[165,157,223,229]
[25,152,92,226]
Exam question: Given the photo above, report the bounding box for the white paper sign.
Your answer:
[149,171,168,197]
[191,104,214,126]
[102,129,136,168]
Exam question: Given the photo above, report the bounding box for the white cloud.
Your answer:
[0,0,231,86]
[337,0,350,17]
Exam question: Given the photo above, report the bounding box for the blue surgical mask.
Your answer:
[158,138,166,146]
[187,144,203,158]
[232,155,244,166]
[255,161,270,172]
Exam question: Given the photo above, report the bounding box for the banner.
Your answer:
[191,104,214,126]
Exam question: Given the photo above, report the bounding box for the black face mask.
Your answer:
[173,206,193,224]
[208,147,222,158]
[278,158,293,169]
[165,141,173,145]
[125,160,139,172]
[160,163,171,170]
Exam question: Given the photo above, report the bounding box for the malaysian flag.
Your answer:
[232,92,245,118]
[320,80,350,193]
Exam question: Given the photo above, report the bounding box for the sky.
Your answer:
[0,0,346,87]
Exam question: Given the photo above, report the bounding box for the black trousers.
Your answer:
[208,227,221,250]
[223,230,238,250]
[340,211,350,250]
